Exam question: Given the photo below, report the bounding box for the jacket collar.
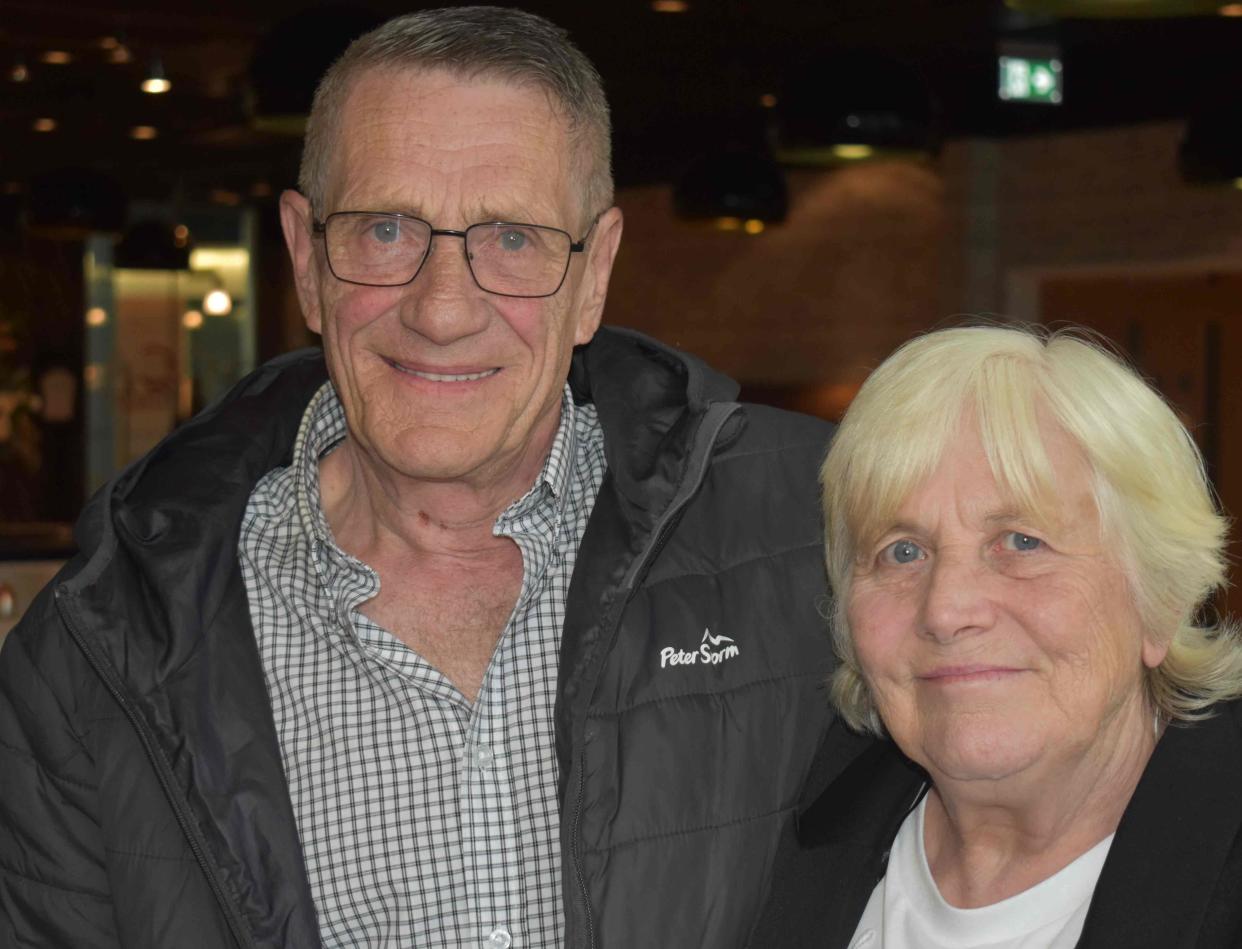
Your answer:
[568,326,740,508]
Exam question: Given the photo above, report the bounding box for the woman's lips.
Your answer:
[918,665,1026,684]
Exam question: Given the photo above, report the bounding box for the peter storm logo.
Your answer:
[660,628,740,668]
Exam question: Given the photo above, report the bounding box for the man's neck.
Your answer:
[318,429,556,562]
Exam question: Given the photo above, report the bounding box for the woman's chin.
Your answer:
[910,721,1047,786]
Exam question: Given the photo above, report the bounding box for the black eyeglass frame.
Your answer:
[310,211,596,299]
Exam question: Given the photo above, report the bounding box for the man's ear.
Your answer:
[279,189,324,335]
[573,205,623,347]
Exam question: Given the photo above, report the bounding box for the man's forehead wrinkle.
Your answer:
[327,72,575,223]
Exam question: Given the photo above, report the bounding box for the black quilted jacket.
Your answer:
[0,327,844,948]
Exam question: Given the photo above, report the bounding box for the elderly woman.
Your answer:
[749,324,1242,948]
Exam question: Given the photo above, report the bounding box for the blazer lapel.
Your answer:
[1079,706,1242,948]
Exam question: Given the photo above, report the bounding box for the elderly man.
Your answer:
[0,8,843,948]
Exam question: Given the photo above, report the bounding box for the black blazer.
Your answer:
[748,700,1242,948]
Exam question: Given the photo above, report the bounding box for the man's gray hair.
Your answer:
[298,5,613,223]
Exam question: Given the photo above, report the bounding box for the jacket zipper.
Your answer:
[567,401,740,949]
[56,590,257,949]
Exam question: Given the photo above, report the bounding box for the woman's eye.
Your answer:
[881,539,925,565]
[1002,531,1042,552]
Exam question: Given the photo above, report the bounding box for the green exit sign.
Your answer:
[998,56,1063,104]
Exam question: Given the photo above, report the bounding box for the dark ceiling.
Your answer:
[2,0,1241,211]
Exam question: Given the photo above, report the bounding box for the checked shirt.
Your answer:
[238,381,606,949]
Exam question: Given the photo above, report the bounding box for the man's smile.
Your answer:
[382,356,501,383]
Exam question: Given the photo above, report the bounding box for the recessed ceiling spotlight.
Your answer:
[1220,2,1242,13]
[759,93,778,109]
[651,0,690,11]
[40,50,73,65]
[108,45,133,64]
[130,125,158,140]
[141,55,171,94]
[98,35,120,50]
[9,57,29,82]
[32,117,57,133]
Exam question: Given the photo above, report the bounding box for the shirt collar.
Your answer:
[292,381,346,551]
[290,381,578,545]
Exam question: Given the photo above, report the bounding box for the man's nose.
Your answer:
[919,551,996,644]
[397,235,490,343]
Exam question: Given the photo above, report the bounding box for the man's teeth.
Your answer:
[398,366,498,382]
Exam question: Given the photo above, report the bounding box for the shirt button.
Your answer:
[473,744,495,770]
[485,928,512,949]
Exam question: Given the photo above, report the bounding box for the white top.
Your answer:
[848,796,1114,949]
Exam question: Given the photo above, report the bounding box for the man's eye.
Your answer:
[881,539,925,565]
[370,220,401,244]
[498,229,529,251]
[1002,532,1042,552]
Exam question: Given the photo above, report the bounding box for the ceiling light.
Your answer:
[1220,2,1242,13]
[32,117,57,133]
[85,307,108,327]
[203,289,233,316]
[190,248,249,270]
[651,0,690,11]
[141,55,171,94]
[130,125,158,140]
[9,56,29,82]
[40,50,73,65]
[108,45,133,64]
[759,93,778,109]
[832,144,875,160]
[182,310,204,330]
[98,36,120,50]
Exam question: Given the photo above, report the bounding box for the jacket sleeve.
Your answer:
[0,594,120,949]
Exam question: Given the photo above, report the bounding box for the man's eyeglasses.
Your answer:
[311,212,594,299]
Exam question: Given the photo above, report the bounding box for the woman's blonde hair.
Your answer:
[822,323,1242,734]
